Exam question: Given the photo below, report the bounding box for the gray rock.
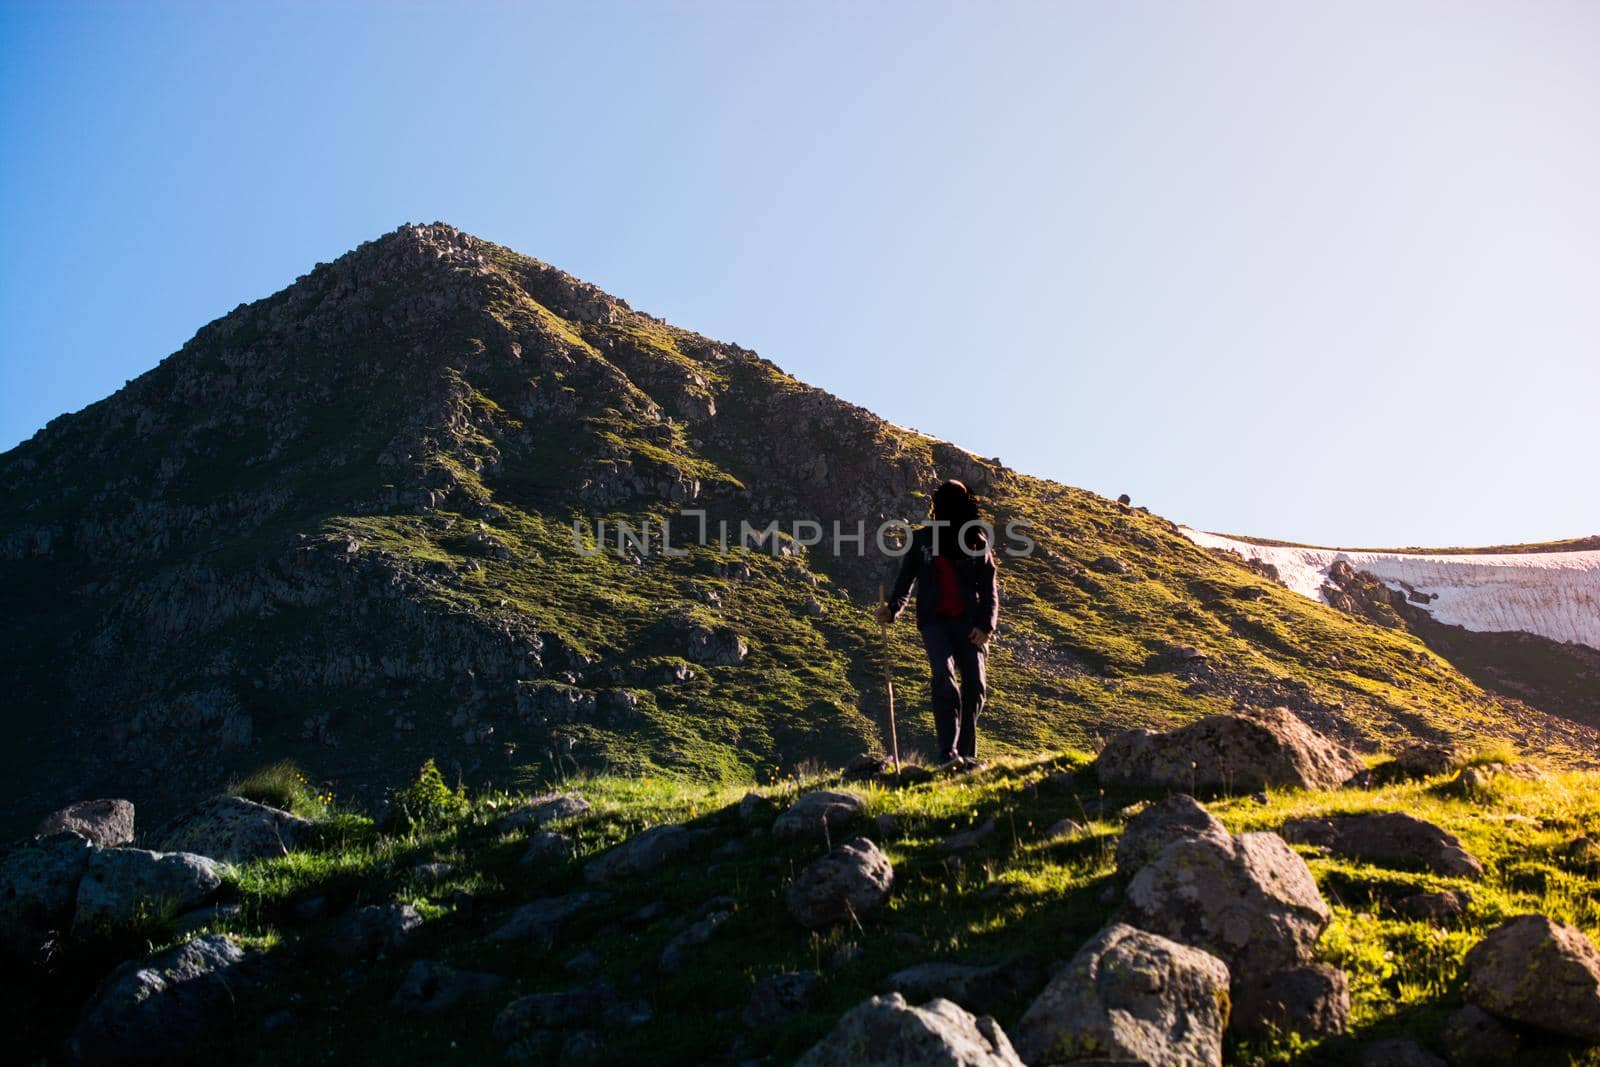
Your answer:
[494,793,590,833]
[787,837,894,929]
[73,848,224,931]
[1013,923,1230,1067]
[328,903,422,960]
[1281,812,1482,877]
[1115,795,1229,881]
[773,790,867,840]
[37,799,135,847]
[493,983,617,1042]
[584,825,705,882]
[1393,742,1469,780]
[488,890,603,944]
[940,819,997,852]
[1230,963,1350,1037]
[69,934,261,1065]
[743,971,819,1027]
[1124,832,1331,975]
[155,795,311,864]
[796,993,1024,1067]
[1439,1004,1520,1065]
[0,831,93,952]
[1464,914,1600,1040]
[1361,1039,1447,1067]
[684,623,748,665]
[390,959,505,1015]
[1393,889,1471,925]
[521,830,576,866]
[659,910,730,972]
[1096,707,1365,792]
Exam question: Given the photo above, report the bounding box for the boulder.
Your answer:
[73,848,224,930]
[795,993,1025,1067]
[744,971,820,1027]
[843,753,896,783]
[1393,889,1471,924]
[1393,742,1468,780]
[773,790,867,840]
[1115,795,1230,881]
[492,983,618,1042]
[390,959,505,1015]
[0,831,93,952]
[487,890,604,944]
[1096,707,1365,793]
[37,799,135,847]
[1280,812,1482,877]
[1439,1003,1520,1064]
[328,903,422,960]
[521,831,575,866]
[1464,914,1600,1040]
[1124,832,1331,975]
[1012,923,1230,1067]
[658,910,730,973]
[684,623,748,665]
[68,934,261,1065]
[494,793,590,833]
[1361,1039,1447,1067]
[787,837,894,929]
[584,825,705,882]
[155,795,311,864]
[1229,963,1349,1037]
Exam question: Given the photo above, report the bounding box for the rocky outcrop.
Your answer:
[327,903,422,960]
[1115,795,1230,881]
[493,792,590,833]
[69,934,262,1065]
[1464,914,1600,1040]
[37,800,134,847]
[743,971,819,1027]
[787,837,894,929]
[0,831,93,953]
[773,790,866,840]
[1125,832,1331,974]
[1097,707,1366,793]
[1281,811,1482,877]
[795,993,1024,1067]
[1012,923,1231,1067]
[584,825,706,882]
[155,795,311,864]
[72,848,223,930]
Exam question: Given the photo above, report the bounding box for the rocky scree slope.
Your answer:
[1,223,1591,830]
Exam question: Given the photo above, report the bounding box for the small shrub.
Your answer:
[393,758,469,829]
[230,760,326,817]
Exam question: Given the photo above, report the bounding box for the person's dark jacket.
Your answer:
[885,525,999,634]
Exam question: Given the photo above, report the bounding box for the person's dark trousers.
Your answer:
[920,616,987,760]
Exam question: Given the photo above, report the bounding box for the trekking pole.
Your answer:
[877,582,901,773]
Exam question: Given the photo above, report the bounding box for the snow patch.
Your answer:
[1182,529,1600,651]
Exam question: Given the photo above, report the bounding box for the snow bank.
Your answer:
[1182,529,1600,650]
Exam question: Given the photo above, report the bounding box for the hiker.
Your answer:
[875,479,999,768]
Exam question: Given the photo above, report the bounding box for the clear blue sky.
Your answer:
[3,2,1596,547]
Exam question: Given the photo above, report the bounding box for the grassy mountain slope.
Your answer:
[2,223,1591,832]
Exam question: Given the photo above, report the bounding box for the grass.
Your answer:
[15,751,1600,1065]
